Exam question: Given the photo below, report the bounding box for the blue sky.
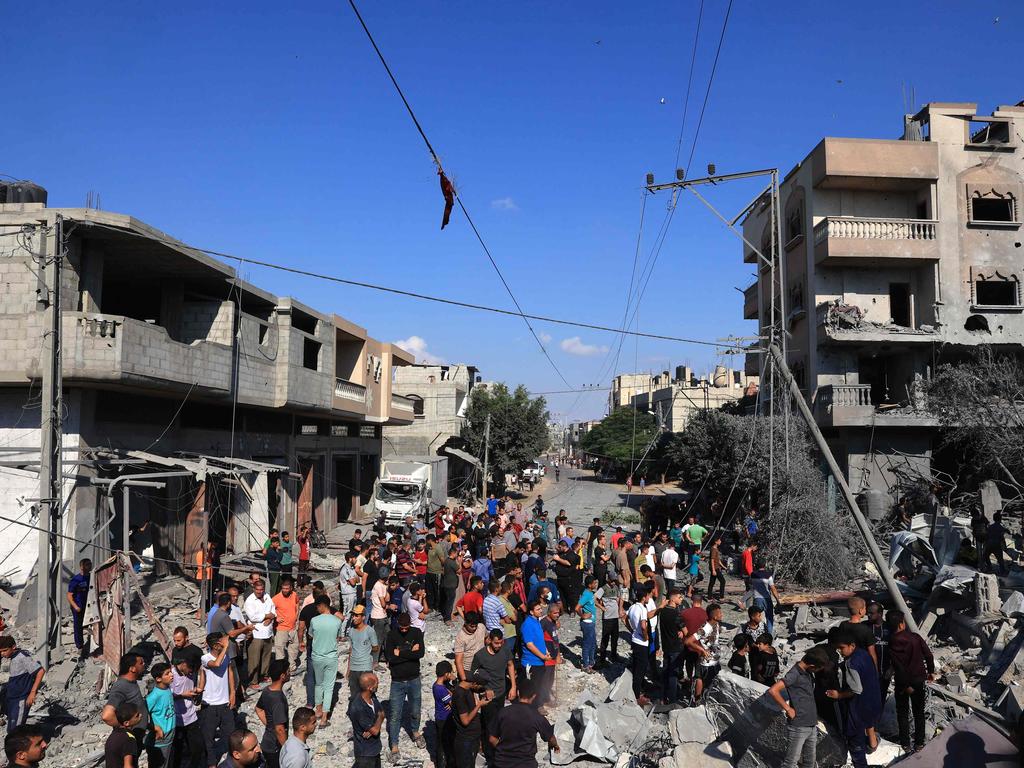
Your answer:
[3,1,1020,422]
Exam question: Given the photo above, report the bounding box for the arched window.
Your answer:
[407,394,425,417]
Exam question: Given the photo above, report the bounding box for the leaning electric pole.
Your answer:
[481,413,491,500]
[37,214,65,664]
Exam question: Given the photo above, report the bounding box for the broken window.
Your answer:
[303,338,321,371]
[964,314,990,333]
[889,283,911,326]
[786,207,803,243]
[407,394,425,417]
[968,120,1011,146]
[258,323,269,345]
[971,195,1016,223]
[975,279,1018,307]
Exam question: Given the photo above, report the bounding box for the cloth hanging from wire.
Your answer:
[439,169,455,229]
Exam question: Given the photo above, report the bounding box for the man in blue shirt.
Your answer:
[66,559,92,651]
[486,495,499,518]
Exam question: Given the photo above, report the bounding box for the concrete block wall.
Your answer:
[237,313,282,407]
[181,299,235,345]
[0,252,40,315]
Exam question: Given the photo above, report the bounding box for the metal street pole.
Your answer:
[481,413,491,501]
[37,215,64,664]
[769,343,920,634]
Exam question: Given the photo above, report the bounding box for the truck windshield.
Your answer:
[377,482,420,502]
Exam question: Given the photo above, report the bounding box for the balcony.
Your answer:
[814,383,937,428]
[813,216,939,266]
[811,137,938,191]
[389,393,416,425]
[816,302,940,347]
[332,377,367,416]
[63,313,233,393]
[743,283,758,320]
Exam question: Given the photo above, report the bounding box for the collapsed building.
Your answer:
[741,100,1024,498]
[0,186,420,617]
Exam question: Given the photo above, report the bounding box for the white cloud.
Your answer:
[393,335,445,364]
[538,332,552,344]
[490,196,519,212]
[560,336,609,357]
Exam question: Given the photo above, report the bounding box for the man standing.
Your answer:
[768,647,831,768]
[243,580,276,689]
[348,673,386,768]
[384,614,427,759]
[426,535,445,611]
[826,630,882,768]
[488,676,558,768]
[452,672,488,768]
[279,707,317,768]
[198,634,235,767]
[339,551,360,631]
[626,584,653,706]
[219,730,262,768]
[685,603,723,705]
[101,652,148,744]
[255,660,290,768]
[658,589,685,705]
[298,581,326,706]
[308,595,344,727]
[612,538,633,598]
[887,610,935,754]
[441,547,461,624]
[470,631,517,765]
[595,574,624,668]
[749,560,781,635]
[66,558,92,652]
[577,576,599,673]
[707,537,726,600]
[867,601,892,706]
[550,540,580,613]
[453,612,487,683]
[209,592,254,698]
[4,726,48,768]
[346,606,379,699]
[660,545,679,595]
[272,577,300,672]
[585,518,603,568]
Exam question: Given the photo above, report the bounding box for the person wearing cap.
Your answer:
[384,613,426,759]
[346,605,379,701]
[470,630,517,765]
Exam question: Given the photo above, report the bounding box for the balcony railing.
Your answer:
[817,383,872,411]
[813,217,937,245]
[334,378,366,403]
[391,394,415,413]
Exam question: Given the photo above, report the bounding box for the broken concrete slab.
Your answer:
[592,699,649,751]
[550,718,583,765]
[996,684,1024,721]
[947,670,968,693]
[708,671,791,764]
[668,705,716,746]
[981,480,1002,519]
[606,669,636,704]
[659,741,734,768]
[933,565,977,594]
[975,572,1002,615]
[894,714,1016,767]
[999,590,1024,618]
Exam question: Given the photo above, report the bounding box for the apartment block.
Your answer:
[0,192,417,586]
[742,101,1024,494]
[630,366,756,432]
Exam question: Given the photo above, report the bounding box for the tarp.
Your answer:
[889,530,938,573]
[444,446,482,469]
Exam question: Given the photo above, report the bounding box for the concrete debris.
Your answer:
[667,705,716,746]
[658,741,734,768]
[947,670,968,693]
[974,572,1002,615]
[606,669,636,703]
[889,530,938,574]
[933,564,978,594]
[553,679,650,764]
[1000,589,1024,618]
[995,684,1024,720]
[894,714,1017,767]
[980,479,1003,518]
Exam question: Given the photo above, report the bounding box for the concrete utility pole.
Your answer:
[768,344,920,634]
[481,413,491,501]
[37,215,64,664]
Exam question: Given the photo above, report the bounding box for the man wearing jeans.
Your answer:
[576,576,598,672]
[383,614,426,760]
[768,647,831,768]
[339,551,360,634]
[198,633,235,767]
[658,589,685,704]
[626,583,653,706]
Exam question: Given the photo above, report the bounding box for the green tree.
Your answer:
[581,407,659,468]
[463,384,549,493]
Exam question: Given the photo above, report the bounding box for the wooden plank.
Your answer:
[778,590,856,606]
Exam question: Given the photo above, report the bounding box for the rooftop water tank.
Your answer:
[0,180,47,205]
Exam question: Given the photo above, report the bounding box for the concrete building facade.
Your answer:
[631,366,756,432]
[0,197,417,588]
[741,101,1024,494]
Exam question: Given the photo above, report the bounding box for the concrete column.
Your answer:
[80,244,104,313]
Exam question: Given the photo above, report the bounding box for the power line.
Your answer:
[345,0,572,389]
[674,0,705,169]
[682,0,734,177]
[78,221,741,350]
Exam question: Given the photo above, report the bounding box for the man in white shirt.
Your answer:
[243,579,276,689]
[661,547,680,593]
[199,633,235,765]
[627,583,655,706]
[338,551,359,633]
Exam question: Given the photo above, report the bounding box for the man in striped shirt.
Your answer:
[482,580,511,632]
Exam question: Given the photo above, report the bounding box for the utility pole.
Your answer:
[37,214,64,664]
[769,343,920,634]
[481,413,491,501]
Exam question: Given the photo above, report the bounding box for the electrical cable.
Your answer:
[345,0,572,388]
[78,220,740,350]
[674,0,705,169]
[681,0,734,178]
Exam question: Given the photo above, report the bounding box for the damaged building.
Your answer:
[0,189,419,596]
[742,101,1024,496]
[629,365,758,432]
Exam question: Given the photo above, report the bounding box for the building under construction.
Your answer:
[0,187,418,599]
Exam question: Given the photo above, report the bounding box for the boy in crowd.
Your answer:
[728,635,751,678]
[255,660,291,768]
[279,707,317,768]
[145,663,176,768]
[0,637,45,732]
[768,647,832,768]
[887,609,935,754]
[826,630,881,768]
[105,703,142,768]
[752,633,781,686]
[171,655,203,768]
[431,662,455,768]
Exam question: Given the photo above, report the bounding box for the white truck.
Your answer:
[369,456,448,532]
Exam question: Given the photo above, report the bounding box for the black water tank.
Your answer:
[0,181,47,205]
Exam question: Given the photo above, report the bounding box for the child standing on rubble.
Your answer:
[0,637,45,732]
[768,646,831,768]
[144,663,175,768]
[825,630,881,768]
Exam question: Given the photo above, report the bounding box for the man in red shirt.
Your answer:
[297,525,311,575]
[680,592,709,690]
[610,527,624,550]
[454,576,485,619]
[741,543,757,590]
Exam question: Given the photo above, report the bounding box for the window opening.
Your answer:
[303,338,321,371]
[972,196,1015,223]
[975,280,1018,307]
[968,120,1011,146]
[889,283,911,326]
[407,394,425,417]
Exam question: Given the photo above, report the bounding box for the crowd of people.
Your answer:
[0,480,941,768]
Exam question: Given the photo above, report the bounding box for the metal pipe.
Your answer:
[769,343,920,634]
